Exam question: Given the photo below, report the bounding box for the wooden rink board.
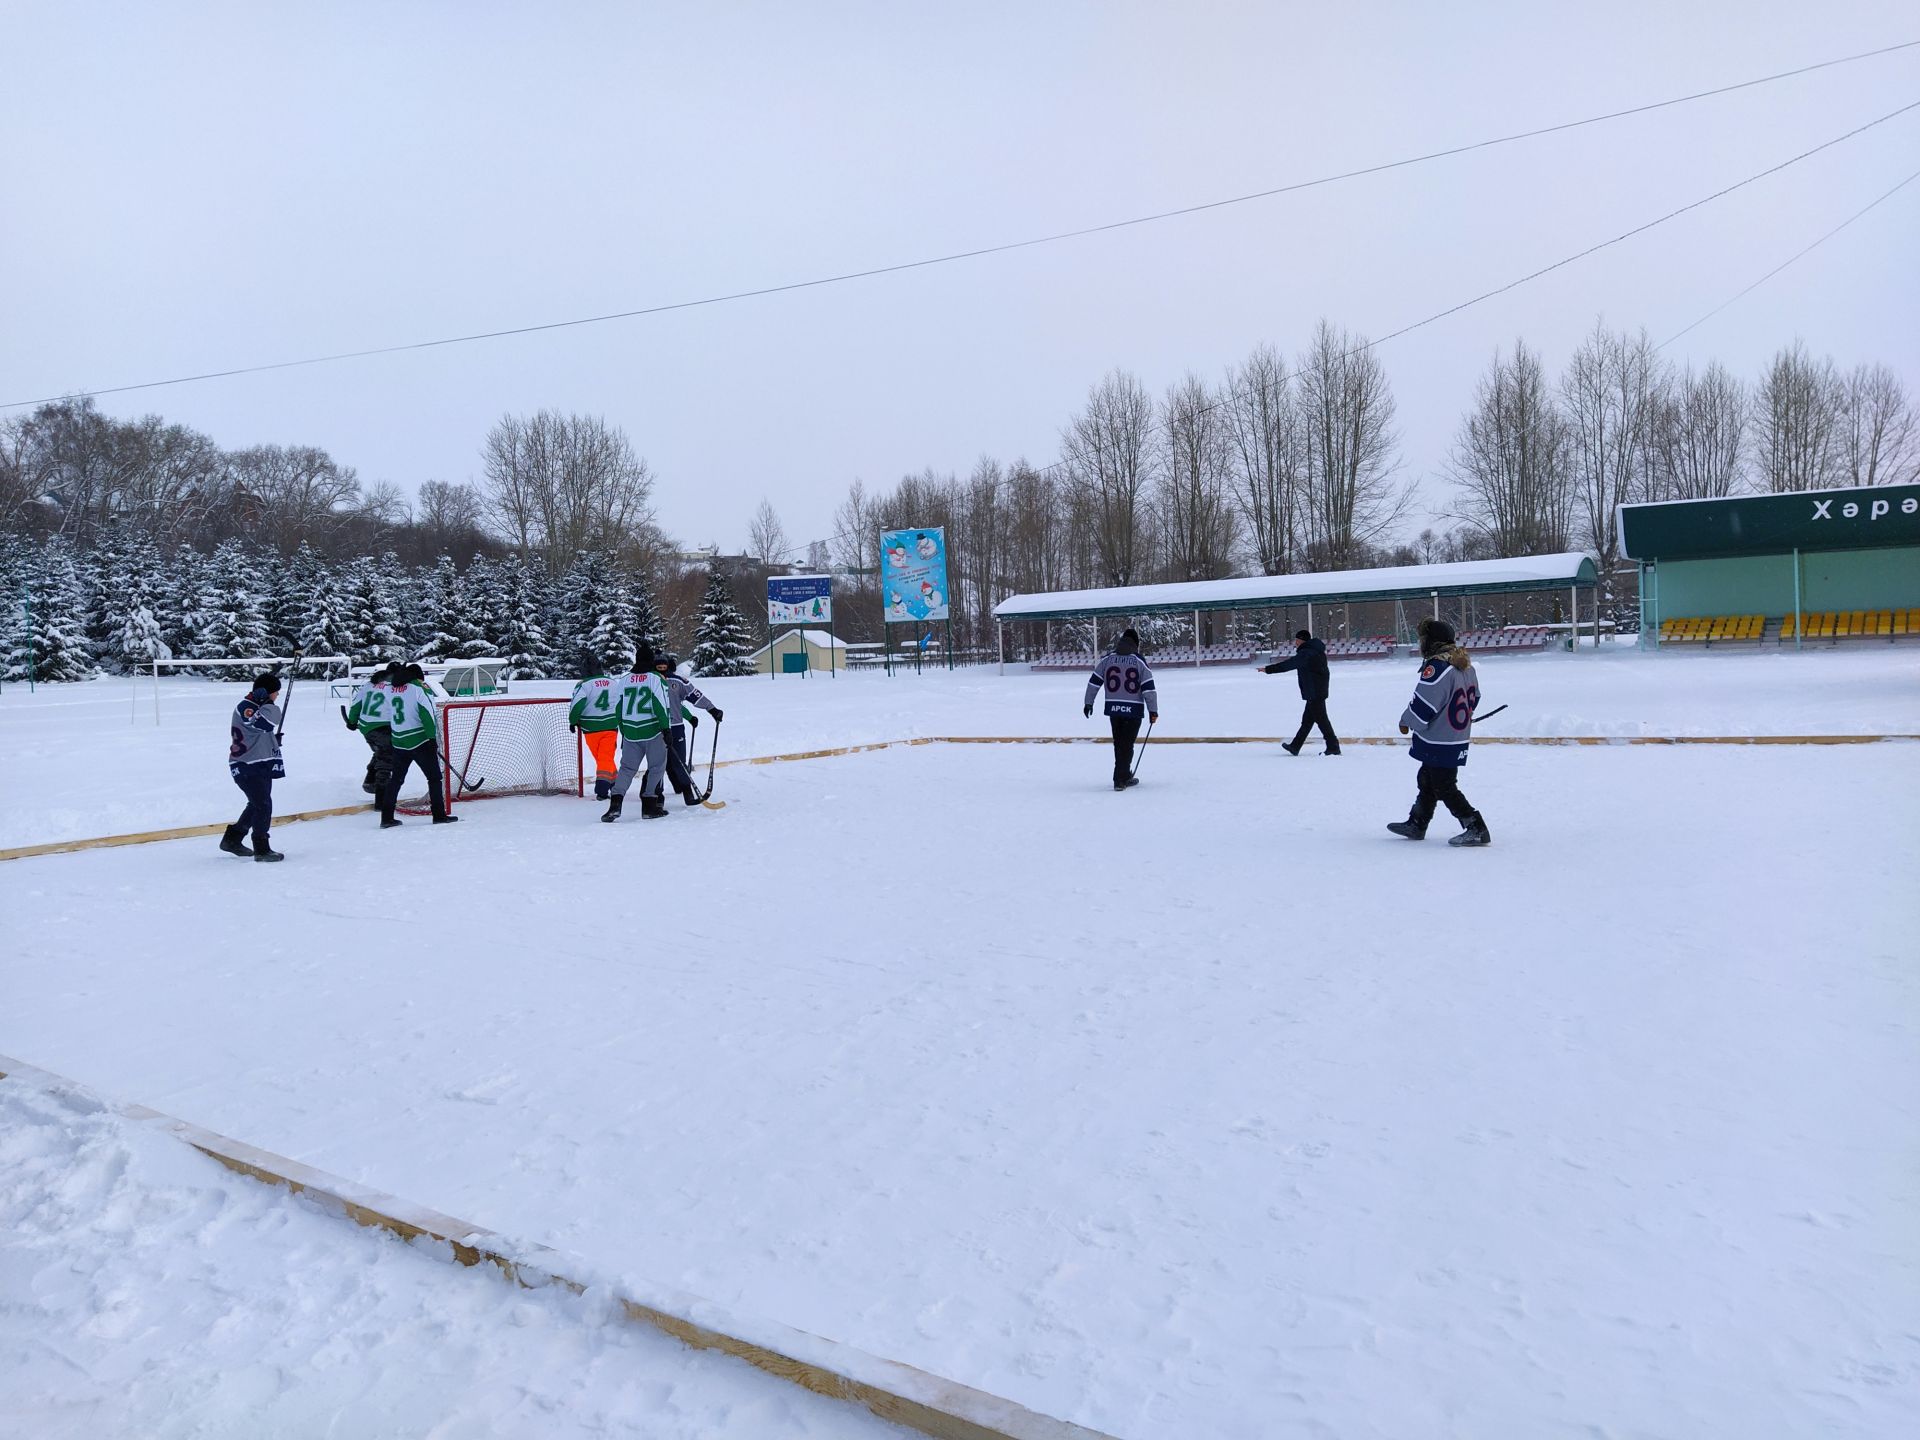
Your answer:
[1,732,1913,864]
[0,1054,1119,1440]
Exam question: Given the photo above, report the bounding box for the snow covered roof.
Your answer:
[749,629,847,657]
[992,553,1598,621]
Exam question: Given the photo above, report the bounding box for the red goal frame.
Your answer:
[438,696,583,810]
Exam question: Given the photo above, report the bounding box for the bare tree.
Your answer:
[480,410,657,573]
[747,498,789,566]
[13,397,150,542]
[1062,369,1156,586]
[117,417,229,545]
[1751,341,1842,492]
[1223,343,1303,575]
[1296,320,1408,569]
[831,477,880,570]
[1838,362,1918,486]
[1561,321,1659,587]
[1003,460,1066,595]
[415,480,486,552]
[1647,361,1746,500]
[0,415,30,533]
[228,444,363,551]
[1446,340,1573,556]
[1157,374,1238,580]
[959,456,1006,642]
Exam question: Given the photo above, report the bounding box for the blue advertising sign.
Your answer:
[880,526,950,623]
[767,575,833,626]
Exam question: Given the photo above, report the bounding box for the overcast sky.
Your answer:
[3,1,1916,556]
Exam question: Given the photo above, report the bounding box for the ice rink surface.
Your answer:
[5,642,1918,848]
[4,646,1917,1438]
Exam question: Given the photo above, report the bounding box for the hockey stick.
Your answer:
[445,750,486,794]
[447,697,487,793]
[275,651,302,742]
[695,717,725,808]
[1128,716,1156,781]
[1473,703,1509,722]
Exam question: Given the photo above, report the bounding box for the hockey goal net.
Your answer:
[398,697,582,813]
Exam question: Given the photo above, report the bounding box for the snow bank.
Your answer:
[0,1075,914,1440]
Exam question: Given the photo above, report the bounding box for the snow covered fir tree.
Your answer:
[689,562,757,677]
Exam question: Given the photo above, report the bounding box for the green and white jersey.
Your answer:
[613,671,670,740]
[569,675,620,733]
[386,682,441,750]
[347,679,392,731]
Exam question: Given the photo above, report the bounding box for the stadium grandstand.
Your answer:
[991,554,1598,672]
[1622,482,1920,650]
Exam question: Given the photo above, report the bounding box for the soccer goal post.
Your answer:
[146,655,350,725]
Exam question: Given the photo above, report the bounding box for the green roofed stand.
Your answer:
[1619,483,1920,650]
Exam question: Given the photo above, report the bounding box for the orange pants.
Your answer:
[583,729,618,784]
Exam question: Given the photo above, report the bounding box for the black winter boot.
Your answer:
[1282,741,1302,757]
[219,825,253,857]
[380,814,403,829]
[602,795,624,823]
[432,812,461,824]
[593,777,611,800]
[253,840,284,862]
[1448,814,1492,847]
[1387,820,1427,840]
[681,786,702,808]
[640,794,669,819]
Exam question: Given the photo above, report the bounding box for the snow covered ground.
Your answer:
[3,647,1916,1438]
[1,641,1915,849]
[0,1078,910,1440]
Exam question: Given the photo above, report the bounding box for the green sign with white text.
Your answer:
[1620,484,1920,562]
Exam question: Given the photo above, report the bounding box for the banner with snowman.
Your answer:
[880,527,951,623]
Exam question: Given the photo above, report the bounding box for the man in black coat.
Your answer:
[1260,629,1341,755]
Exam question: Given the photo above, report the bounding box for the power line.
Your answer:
[996,97,1919,487]
[785,101,1920,565]
[6,38,1918,411]
[1657,166,1920,348]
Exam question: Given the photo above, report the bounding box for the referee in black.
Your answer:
[1260,629,1341,756]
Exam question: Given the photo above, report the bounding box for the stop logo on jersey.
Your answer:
[569,676,620,733]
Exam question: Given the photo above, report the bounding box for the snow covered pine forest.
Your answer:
[0,536,763,685]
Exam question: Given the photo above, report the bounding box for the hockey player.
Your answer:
[603,644,672,821]
[654,651,724,807]
[569,664,622,800]
[222,672,286,861]
[343,663,397,795]
[1387,619,1491,847]
[1260,629,1341,755]
[1083,627,1159,791]
[379,663,459,828]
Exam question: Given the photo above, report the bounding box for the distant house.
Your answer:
[751,629,848,675]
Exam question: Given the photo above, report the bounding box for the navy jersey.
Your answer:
[229,691,285,778]
[1085,651,1158,718]
[1400,648,1480,766]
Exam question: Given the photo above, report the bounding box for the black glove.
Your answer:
[1083,703,1093,718]
[568,722,577,734]
[340,705,354,729]
[709,707,724,723]
[1262,662,1281,674]
[687,713,699,729]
